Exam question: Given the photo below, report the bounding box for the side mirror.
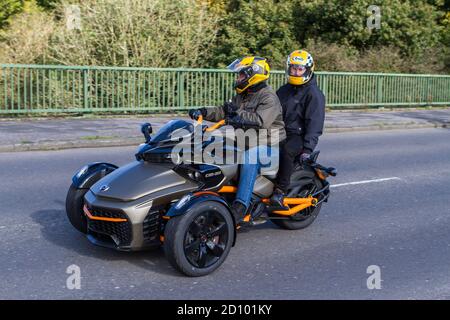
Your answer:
[141,123,152,142]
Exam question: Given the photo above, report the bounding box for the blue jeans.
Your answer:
[235,145,279,209]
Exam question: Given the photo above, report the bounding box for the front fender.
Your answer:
[72,162,118,189]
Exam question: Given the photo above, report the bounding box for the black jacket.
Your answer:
[276,74,325,152]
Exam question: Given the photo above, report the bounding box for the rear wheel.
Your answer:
[164,201,234,277]
[270,170,323,230]
[65,184,88,234]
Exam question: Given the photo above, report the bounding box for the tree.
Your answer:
[293,0,444,56]
[0,0,24,29]
[211,0,299,69]
[36,0,60,9]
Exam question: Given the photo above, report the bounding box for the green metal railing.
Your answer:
[1,63,449,114]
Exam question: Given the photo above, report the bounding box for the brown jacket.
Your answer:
[205,83,286,146]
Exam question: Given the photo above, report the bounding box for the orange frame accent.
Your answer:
[83,205,127,223]
[218,186,238,193]
[217,186,317,216]
[267,202,315,215]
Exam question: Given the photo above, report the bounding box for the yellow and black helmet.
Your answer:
[286,50,315,86]
[227,56,270,94]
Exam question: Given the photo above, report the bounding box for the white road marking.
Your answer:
[330,177,402,188]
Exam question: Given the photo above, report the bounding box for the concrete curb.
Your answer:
[0,137,143,153]
[0,122,448,153]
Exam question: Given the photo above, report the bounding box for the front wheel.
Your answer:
[270,171,324,230]
[164,201,234,277]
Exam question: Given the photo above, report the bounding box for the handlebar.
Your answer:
[196,114,259,131]
[195,115,226,132]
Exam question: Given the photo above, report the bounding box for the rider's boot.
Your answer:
[270,187,289,210]
[231,201,251,228]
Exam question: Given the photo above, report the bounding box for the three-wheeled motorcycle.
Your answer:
[66,116,336,276]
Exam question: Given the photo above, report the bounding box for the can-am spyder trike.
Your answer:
[66,116,337,276]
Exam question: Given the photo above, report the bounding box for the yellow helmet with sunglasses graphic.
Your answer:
[227,56,270,94]
[286,50,315,86]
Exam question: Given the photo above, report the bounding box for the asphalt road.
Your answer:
[1,128,449,299]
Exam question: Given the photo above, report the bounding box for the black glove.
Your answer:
[188,108,207,120]
[225,114,260,129]
[222,102,238,117]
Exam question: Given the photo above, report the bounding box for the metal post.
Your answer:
[377,75,383,107]
[178,71,185,109]
[83,68,89,111]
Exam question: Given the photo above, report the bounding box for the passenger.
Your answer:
[270,50,325,207]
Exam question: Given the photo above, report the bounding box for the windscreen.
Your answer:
[150,120,194,143]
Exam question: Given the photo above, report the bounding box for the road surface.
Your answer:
[0,128,449,299]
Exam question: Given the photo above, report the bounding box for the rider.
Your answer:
[270,50,325,208]
[189,56,286,225]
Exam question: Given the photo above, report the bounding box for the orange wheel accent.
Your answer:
[193,191,219,197]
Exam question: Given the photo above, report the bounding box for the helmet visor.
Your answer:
[288,64,307,77]
[227,58,247,72]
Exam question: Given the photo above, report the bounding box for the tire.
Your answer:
[164,201,234,277]
[270,170,324,230]
[65,184,88,234]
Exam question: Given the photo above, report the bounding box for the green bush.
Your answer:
[0,3,54,64]
[211,0,299,69]
[293,0,444,56]
[0,0,24,29]
[47,0,219,68]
